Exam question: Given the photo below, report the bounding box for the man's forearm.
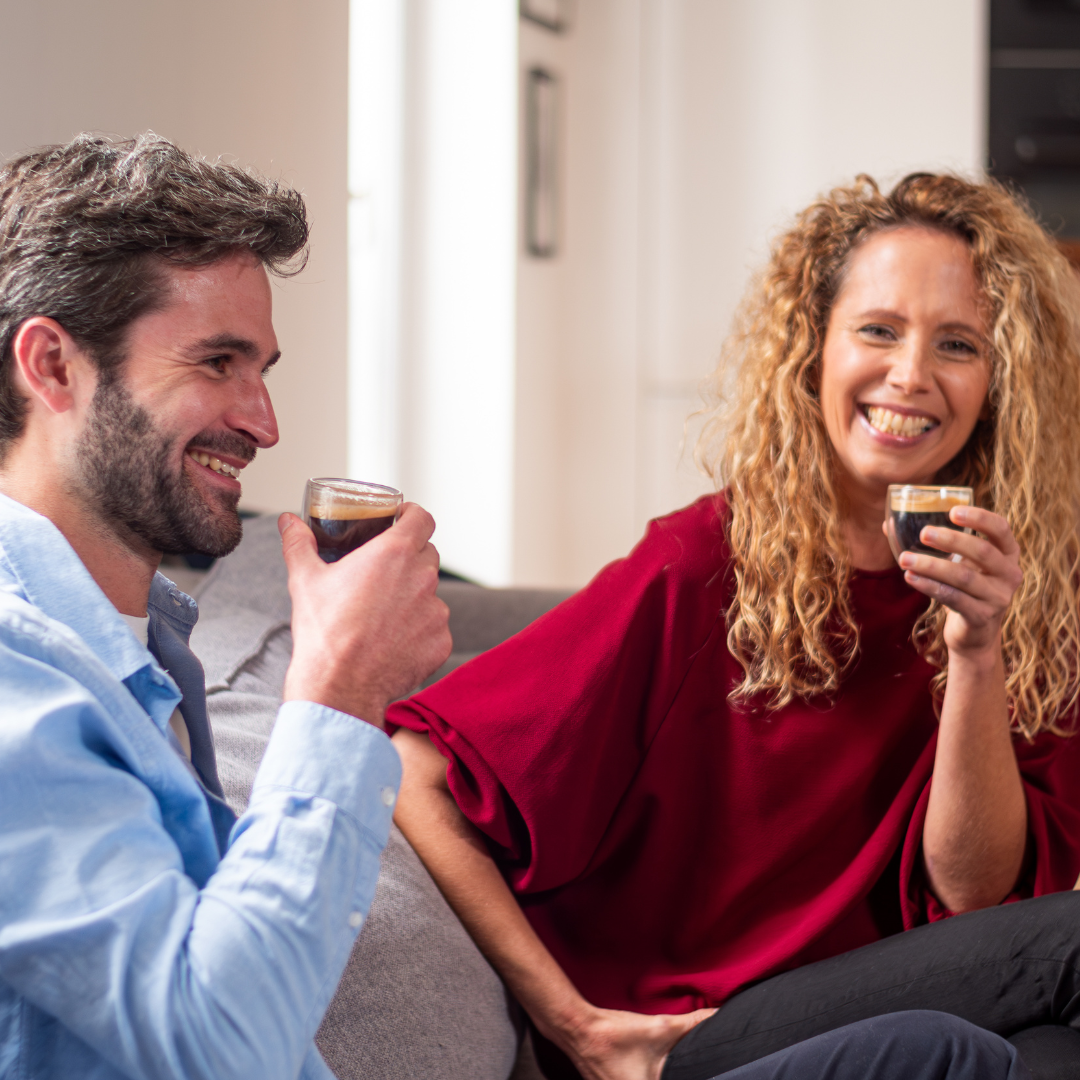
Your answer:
[0,698,398,1080]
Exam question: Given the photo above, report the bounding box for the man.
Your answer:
[0,134,449,1079]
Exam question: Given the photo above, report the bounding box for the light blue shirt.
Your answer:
[0,492,401,1080]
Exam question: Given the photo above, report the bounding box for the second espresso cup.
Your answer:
[886,484,974,564]
[301,478,403,563]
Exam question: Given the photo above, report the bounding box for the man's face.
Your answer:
[76,252,280,557]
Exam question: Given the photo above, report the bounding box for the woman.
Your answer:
[387,174,1080,1080]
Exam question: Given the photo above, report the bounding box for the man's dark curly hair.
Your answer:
[0,132,309,454]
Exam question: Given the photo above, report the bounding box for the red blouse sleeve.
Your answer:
[899,726,1080,926]
[386,496,732,894]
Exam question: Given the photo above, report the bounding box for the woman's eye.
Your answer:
[859,324,895,341]
[939,338,977,357]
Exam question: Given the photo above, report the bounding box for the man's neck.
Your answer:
[0,471,160,616]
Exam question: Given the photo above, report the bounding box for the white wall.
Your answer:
[0,0,349,518]
[515,0,985,587]
[348,0,519,585]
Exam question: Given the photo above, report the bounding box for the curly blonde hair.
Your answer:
[697,173,1080,738]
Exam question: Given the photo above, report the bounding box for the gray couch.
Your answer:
[187,516,572,1080]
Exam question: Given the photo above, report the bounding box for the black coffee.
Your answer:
[891,498,966,559]
[309,510,396,562]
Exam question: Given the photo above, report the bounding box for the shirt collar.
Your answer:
[0,491,185,694]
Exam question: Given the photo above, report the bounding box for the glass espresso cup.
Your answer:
[301,478,403,563]
[886,484,974,564]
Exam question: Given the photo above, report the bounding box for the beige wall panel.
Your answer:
[0,0,349,516]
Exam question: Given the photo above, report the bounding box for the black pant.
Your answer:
[663,891,1080,1080]
[713,1012,1029,1080]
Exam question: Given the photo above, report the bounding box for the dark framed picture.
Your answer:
[525,67,559,258]
[520,0,572,34]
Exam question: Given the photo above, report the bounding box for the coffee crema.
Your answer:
[308,503,397,562]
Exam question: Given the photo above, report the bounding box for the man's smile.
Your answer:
[186,448,243,481]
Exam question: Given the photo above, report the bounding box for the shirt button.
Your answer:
[348,911,364,929]
[380,787,396,808]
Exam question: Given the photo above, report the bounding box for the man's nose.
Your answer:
[226,371,279,449]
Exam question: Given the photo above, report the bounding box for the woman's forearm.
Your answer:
[922,642,1027,913]
[391,729,593,1042]
[391,729,717,1080]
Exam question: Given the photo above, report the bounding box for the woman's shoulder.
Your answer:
[602,491,733,593]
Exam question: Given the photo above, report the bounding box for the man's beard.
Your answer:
[76,376,256,558]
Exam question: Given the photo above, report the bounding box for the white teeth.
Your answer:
[188,450,241,479]
[865,406,935,438]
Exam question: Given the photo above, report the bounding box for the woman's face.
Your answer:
[819,226,991,506]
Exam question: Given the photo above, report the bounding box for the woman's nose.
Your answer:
[886,340,934,395]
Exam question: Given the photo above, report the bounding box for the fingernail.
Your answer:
[922,527,937,540]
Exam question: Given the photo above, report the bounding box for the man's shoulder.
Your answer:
[0,587,136,719]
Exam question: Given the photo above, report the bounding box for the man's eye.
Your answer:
[204,356,228,373]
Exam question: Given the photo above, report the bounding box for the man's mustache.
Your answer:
[184,431,257,465]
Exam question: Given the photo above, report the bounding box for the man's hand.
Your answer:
[279,503,451,726]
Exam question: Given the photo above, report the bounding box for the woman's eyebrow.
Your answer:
[936,320,983,337]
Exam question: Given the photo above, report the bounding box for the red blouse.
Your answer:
[387,494,1080,1014]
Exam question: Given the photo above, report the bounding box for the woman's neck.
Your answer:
[840,486,897,572]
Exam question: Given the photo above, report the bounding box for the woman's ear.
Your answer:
[8,317,88,415]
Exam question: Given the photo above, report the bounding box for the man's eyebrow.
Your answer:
[183,334,260,358]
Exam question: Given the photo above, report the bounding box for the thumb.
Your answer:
[279,512,321,575]
[668,1008,717,1038]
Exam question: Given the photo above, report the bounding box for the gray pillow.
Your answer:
[190,516,554,1080]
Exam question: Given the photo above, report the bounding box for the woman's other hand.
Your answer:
[893,505,1022,658]
[556,1004,716,1080]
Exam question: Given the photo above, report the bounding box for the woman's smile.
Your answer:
[860,403,938,440]
[819,226,991,506]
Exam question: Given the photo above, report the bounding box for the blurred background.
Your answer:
[0,0,1069,588]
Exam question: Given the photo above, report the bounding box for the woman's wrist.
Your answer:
[529,991,601,1054]
[945,631,1003,672]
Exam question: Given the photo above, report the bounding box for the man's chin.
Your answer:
[150,488,245,559]
[161,511,244,559]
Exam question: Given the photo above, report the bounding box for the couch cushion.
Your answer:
[190,515,561,1080]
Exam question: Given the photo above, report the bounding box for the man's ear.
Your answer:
[8,317,91,415]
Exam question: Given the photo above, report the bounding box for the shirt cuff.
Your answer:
[251,701,402,845]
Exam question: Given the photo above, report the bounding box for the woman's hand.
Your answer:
[895,505,1022,658]
[891,505,1028,911]
[555,1004,716,1080]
